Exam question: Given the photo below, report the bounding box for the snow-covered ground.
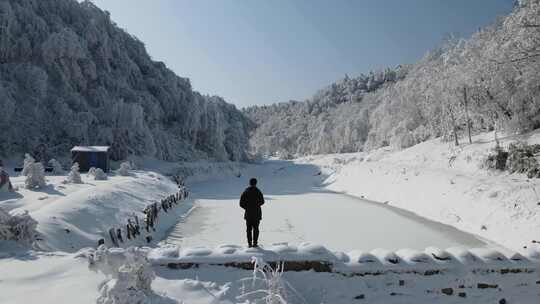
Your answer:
[1,170,186,252]
[300,131,540,254]
[165,160,488,251]
[148,243,540,304]
[153,264,540,304]
[2,131,540,303]
[0,251,104,304]
[0,167,193,304]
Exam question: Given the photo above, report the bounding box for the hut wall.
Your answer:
[72,151,110,172]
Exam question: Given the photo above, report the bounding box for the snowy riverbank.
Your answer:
[301,131,540,254]
[2,135,540,303]
[90,244,540,304]
[1,170,186,252]
[163,159,489,251]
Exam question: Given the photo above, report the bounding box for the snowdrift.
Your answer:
[302,131,540,253]
[1,170,188,252]
[80,244,540,304]
[148,243,540,275]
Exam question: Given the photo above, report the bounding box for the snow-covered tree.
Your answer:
[245,66,408,157]
[2,0,540,160]
[117,162,132,176]
[247,2,540,156]
[24,161,46,189]
[48,158,64,175]
[67,162,83,184]
[21,153,35,176]
[0,0,251,162]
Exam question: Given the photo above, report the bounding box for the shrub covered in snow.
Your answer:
[21,153,35,176]
[97,263,159,304]
[0,208,38,244]
[89,167,108,180]
[48,158,64,175]
[66,163,83,184]
[237,257,304,304]
[117,162,132,176]
[88,246,174,304]
[24,161,46,189]
[483,142,540,178]
[483,144,509,171]
[506,142,540,177]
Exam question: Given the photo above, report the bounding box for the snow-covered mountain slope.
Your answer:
[0,0,251,162]
[246,1,540,158]
[244,67,408,158]
[301,131,540,253]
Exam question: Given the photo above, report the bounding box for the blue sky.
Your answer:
[89,0,514,107]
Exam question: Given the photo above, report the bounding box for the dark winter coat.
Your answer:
[239,186,265,221]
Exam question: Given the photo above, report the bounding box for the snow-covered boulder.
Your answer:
[89,167,108,180]
[446,247,480,265]
[333,251,351,263]
[371,248,401,265]
[181,246,213,257]
[355,251,381,264]
[297,242,335,260]
[215,244,241,255]
[425,247,452,261]
[396,249,432,264]
[269,243,298,255]
[470,248,508,263]
[147,245,179,261]
[506,252,527,262]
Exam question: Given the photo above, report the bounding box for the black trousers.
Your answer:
[246,220,260,246]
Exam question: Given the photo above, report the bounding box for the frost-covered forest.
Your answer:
[0,0,251,162]
[245,0,540,158]
[245,67,409,157]
[3,0,540,163]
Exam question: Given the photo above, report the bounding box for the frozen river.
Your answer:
[165,160,487,251]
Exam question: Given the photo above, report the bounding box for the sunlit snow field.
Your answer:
[165,160,487,251]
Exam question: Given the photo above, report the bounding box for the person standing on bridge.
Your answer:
[240,178,265,248]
